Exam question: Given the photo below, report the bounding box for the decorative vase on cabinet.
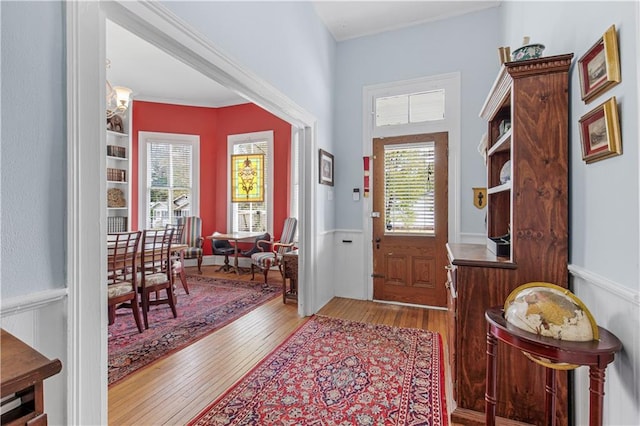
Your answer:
[446,53,573,426]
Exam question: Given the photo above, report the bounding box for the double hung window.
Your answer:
[139,132,200,229]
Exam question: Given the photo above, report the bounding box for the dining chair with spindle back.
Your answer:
[107,231,143,333]
[138,228,177,329]
[166,223,189,294]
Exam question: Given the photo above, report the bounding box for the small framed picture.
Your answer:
[579,97,622,164]
[318,149,334,186]
[578,25,621,104]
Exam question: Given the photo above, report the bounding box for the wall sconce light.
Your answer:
[106,81,132,119]
[106,59,132,119]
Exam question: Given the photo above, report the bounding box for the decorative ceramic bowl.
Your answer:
[511,43,545,61]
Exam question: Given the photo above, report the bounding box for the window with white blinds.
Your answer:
[376,89,445,127]
[145,141,194,229]
[383,142,435,234]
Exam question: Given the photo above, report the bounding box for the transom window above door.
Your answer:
[375,89,445,127]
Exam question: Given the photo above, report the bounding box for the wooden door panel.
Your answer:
[412,256,436,288]
[372,133,448,307]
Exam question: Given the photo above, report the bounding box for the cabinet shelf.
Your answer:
[106,108,131,233]
[487,182,511,194]
[107,130,128,138]
[487,129,511,156]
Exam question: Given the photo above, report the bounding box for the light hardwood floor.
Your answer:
[108,265,451,425]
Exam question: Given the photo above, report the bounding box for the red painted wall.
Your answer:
[131,101,291,254]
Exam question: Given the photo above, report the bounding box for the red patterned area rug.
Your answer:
[188,315,448,426]
[108,275,281,386]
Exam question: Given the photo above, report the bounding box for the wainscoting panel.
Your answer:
[1,290,68,425]
[570,265,640,426]
[333,230,366,300]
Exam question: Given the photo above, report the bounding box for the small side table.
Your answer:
[1,329,62,426]
[485,307,622,426]
[282,249,298,304]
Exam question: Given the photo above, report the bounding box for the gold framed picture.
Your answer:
[577,25,621,104]
[579,97,622,163]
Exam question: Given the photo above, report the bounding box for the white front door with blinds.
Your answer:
[372,133,448,307]
[138,132,200,230]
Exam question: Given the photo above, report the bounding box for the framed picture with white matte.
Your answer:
[319,149,334,186]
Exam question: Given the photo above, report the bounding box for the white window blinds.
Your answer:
[146,142,193,229]
[383,142,435,234]
[375,89,445,127]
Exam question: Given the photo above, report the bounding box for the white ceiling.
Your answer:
[313,1,500,41]
[106,1,500,108]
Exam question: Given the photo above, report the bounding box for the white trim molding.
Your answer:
[69,2,319,422]
[362,72,462,300]
[1,289,68,317]
[569,264,640,306]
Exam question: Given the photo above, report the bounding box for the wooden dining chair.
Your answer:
[251,218,297,284]
[138,228,177,329]
[107,231,143,333]
[165,223,189,294]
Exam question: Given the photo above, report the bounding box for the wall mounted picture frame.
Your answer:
[579,97,622,164]
[578,25,621,104]
[319,149,334,186]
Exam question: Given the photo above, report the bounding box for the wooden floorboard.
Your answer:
[108,265,451,425]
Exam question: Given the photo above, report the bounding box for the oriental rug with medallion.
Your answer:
[108,275,281,386]
[188,315,448,425]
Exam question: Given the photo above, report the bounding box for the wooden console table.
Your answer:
[1,329,62,426]
[485,307,622,426]
[282,249,298,304]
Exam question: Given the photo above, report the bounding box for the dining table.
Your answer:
[207,231,265,275]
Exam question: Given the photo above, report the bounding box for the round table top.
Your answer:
[485,307,622,366]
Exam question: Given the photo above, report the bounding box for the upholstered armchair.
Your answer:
[251,218,297,284]
[240,232,271,258]
[177,216,204,274]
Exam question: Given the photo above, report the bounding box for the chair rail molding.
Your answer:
[0,289,68,317]
[568,264,640,306]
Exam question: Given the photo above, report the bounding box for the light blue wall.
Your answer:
[1,1,66,298]
[501,1,639,291]
[162,1,338,231]
[333,7,501,232]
